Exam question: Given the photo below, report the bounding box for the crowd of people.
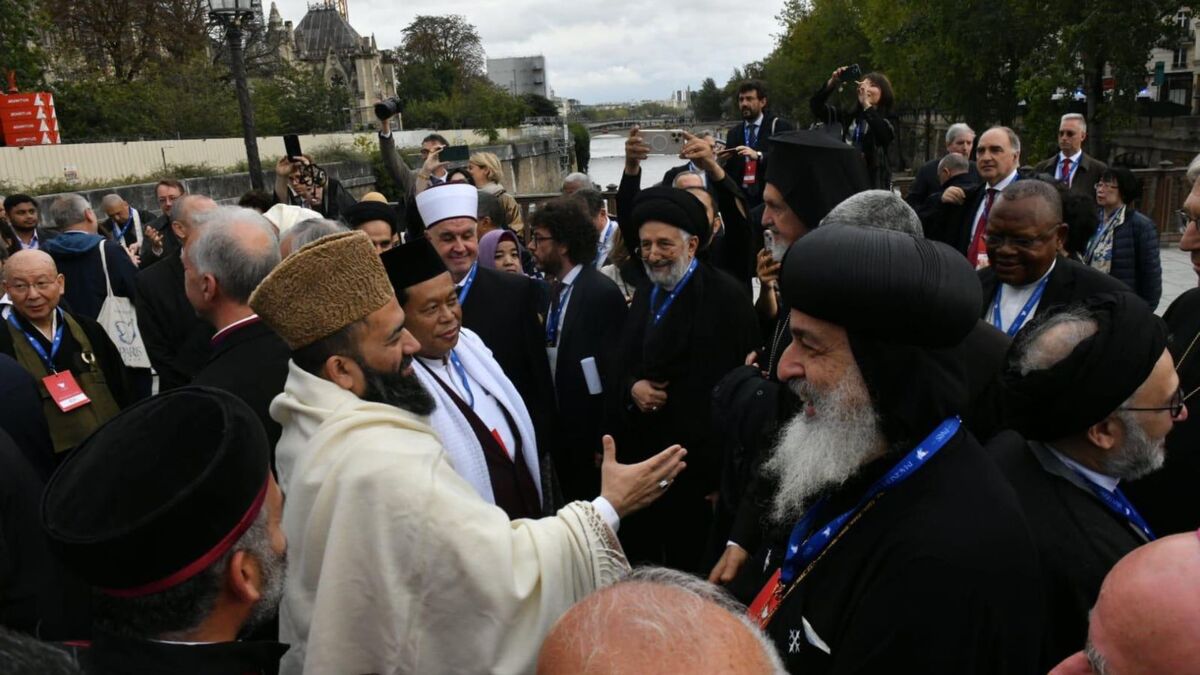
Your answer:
[0,72,1198,675]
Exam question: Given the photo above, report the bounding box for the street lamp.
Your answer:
[208,0,263,190]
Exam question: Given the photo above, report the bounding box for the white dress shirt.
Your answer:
[970,170,1020,242]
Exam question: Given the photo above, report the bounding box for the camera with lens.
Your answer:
[374,96,403,121]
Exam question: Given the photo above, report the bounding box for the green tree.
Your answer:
[522,93,559,117]
[393,15,486,103]
[692,77,725,121]
[0,0,48,89]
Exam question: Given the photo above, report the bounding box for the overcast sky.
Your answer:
[270,0,787,104]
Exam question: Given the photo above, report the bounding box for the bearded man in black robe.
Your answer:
[730,225,1041,673]
[990,291,1183,670]
[612,186,760,571]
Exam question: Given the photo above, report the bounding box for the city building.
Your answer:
[1145,8,1199,112]
[487,56,549,98]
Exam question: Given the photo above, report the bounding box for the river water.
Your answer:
[586,133,684,189]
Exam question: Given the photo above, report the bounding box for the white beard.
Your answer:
[765,372,887,524]
[644,254,692,289]
[1106,410,1168,480]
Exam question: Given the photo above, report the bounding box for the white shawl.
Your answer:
[270,362,628,675]
[414,327,541,505]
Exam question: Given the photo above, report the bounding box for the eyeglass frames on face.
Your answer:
[1122,388,1185,418]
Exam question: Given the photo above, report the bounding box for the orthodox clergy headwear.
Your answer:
[380,237,448,292]
[263,203,323,235]
[630,186,712,248]
[416,183,478,229]
[41,387,270,597]
[766,130,870,231]
[780,226,980,444]
[342,200,398,233]
[1004,292,1169,441]
[250,230,394,349]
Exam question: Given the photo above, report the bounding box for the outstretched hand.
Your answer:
[599,435,687,518]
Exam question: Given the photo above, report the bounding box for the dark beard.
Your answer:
[357,355,437,416]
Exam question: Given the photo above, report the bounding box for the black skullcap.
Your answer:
[1003,292,1168,441]
[765,130,870,231]
[630,186,711,248]
[780,226,981,348]
[380,236,449,291]
[343,200,399,233]
[41,387,270,597]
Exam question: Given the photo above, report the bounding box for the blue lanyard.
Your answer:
[545,284,573,345]
[991,276,1050,337]
[447,350,474,408]
[853,117,864,145]
[1072,472,1156,541]
[744,123,756,147]
[113,216,134,242]
[456,262,478,305]
[8,309,63,373]
[1060,155,1081,184]
[648,258,698,325]
[594,223,614,266]
[780,416,961,585]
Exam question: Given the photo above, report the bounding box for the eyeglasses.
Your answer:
[6,280,57,295]
[1121,388,1185,418]
[1177,209,1196,234]
[529,233,554,247]
[984,224,1060,250]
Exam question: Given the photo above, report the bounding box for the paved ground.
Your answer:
[1159,246,1196,314]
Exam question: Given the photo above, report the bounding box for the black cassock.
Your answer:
[988,431,1148,670]
[69,632,288,675]
[611,261,759,571]
[729,430,1043,674]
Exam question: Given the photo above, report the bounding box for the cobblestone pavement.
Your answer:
[1160,246,1196,315]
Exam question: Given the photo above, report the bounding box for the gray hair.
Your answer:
[945,122,975,145]
[1061,113,1088,133]
[696,130,715,140]
[563,172,591,187]
[47,194,91,230]
[671,169,707,188]
[1187,154,1200,185]
[188,206,280,303]
[1000,179,1062,224]
[100,193,126,210]
[92,506,276,641]
[285,218,345,253]
[1013,307,1097,376]
[985,125,1022,154]
[938,152,970,175]
[820,190,923,237]
[172,194,214,231]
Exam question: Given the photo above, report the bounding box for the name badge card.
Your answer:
[43,371,91,412]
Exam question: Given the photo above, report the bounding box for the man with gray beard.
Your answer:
[730,225,1041,673]
[612,186,759,571]
[989,291,1186,671]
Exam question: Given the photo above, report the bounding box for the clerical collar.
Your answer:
[1004,258,1056,291]
[210,314,261,347]
[1047,445,1119,492]
[989,169,1019,191]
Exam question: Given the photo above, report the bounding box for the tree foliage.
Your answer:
[394,14,486,103]
[692,77,725,121]
[0,0,49,88]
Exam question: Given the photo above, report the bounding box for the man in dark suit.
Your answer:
[923,126,1024,265]
[905,122,979,210]
[530,197,628,501]
[185,206,288,460]
[723,80,793,208]
[990,291,1181,670]
[1034,113,1107,198]
[2,194,57,252]
[416,183,558,496]
[142,179,186,261]
[99,193,163,269]
[979,180,1126,337]
[135,194,217,391]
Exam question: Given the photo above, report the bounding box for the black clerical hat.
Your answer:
[630,186,711,248]
[765,130,870,231]
[781,225,980,348]
[342,200,399,233]
[41,387,271,597]
[380,236,449,292]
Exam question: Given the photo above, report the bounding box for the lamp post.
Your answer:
[208,0,263,190]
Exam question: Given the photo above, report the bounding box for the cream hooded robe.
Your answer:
[271,362,629,675]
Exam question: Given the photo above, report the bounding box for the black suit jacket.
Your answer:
[1034,152,1107,198]
[907,158,980,212]
[723,113,794,204]
[191,320,290,464]
[134,251,213,391]
[460,266,557,465]
[923,179,993,255]
[550,265,628,500]
[978,256,1129,326]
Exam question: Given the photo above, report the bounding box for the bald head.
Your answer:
[537,568,783,675]
[171,194,218,246]
[3,250,64,325]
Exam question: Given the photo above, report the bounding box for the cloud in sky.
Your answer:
[269,0,787,103]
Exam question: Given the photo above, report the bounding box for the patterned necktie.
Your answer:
[1060,158,1072,185]
[967,188,998,267]
[748,123,759,148]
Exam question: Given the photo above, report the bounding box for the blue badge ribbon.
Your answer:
[545,284,573,346]
[779,416,962,585]
[594,223,615,266]
[1072,473,1156,541]
[649,258,698,326]
[8,308,64,373]
[447,350,474,408]
[112,215,134,243]
[1059,155,1081,185]
[991,276,1050,337]
[456,262,479,306]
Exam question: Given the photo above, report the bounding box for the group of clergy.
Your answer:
[4,122,1200,675]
